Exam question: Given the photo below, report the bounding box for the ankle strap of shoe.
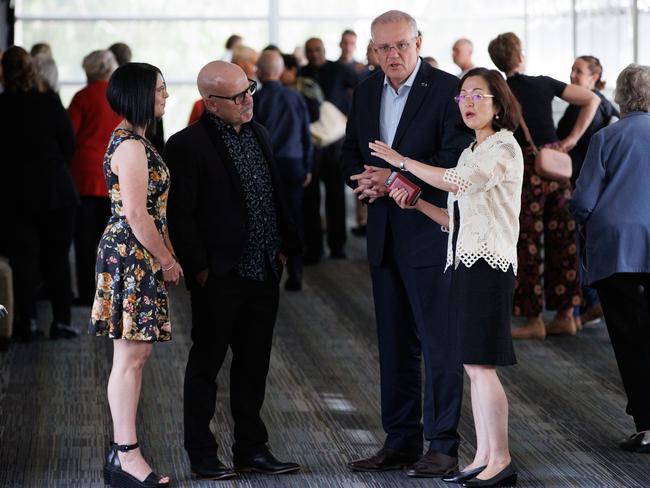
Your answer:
[115,442,139,452]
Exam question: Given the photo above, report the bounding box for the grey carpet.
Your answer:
[0,237,648,487]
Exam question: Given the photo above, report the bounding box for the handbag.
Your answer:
[519,117,572,182]
[309,100,347,148]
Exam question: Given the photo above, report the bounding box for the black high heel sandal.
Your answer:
[104,442,170,488]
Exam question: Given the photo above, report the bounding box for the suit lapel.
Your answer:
[367,75,383,143]
[392,61,433,149]
[198,112,244,195]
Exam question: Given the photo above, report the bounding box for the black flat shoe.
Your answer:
[443,465,487,483]
[463,463,517,487]
[190,457,237,480]
[104,442,170,487]
[234,450,300,474]
[619,431,650,453]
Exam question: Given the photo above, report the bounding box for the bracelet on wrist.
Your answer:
[162,261,176,272]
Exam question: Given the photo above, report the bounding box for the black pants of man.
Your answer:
[276,157,306,285]
[9,207,75,335]
[303,138,346,261]
[594,273,650,432]
[184,270,280,463]
[74,196,111,304]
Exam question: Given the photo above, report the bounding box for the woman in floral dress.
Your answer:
[90,62,182,488]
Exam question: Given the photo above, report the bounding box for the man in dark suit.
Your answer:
[164,61,301,480]
[342,10,473,478]
[254,50,313,291]
[300,37,358,263]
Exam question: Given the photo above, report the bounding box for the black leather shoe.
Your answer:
[619,431,650,453]
[191,457,237,480]
[347,447,420,472]
[50,322,80,339]
[284,278,302,291]
[406,450,458,478]
[463,463,517,487]
[234,450,300,474]
[442,465,487,483]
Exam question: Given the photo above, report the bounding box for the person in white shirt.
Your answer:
[370,67,523,488]
[453,38,475,78]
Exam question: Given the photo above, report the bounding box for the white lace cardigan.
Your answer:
[442,129,523,274]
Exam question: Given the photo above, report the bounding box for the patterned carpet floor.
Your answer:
[0,237,648,487]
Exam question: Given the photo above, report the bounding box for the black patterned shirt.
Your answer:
[209,113,281,281]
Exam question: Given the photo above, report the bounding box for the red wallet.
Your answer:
[384,172,422,206]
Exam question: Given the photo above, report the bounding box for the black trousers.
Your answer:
[303,138,346,259]
[276,157,305,283]
[9,206,75,333]
[74,196,111,303]
[183,270,280,462]
[370,231,462,456]
[594,273,650,432]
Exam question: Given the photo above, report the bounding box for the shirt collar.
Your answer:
[207,109,250,134]
[383,57,422,94]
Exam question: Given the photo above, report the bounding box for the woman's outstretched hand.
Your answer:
[369,140,404,167]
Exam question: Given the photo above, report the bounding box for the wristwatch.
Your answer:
[399,157,408,172]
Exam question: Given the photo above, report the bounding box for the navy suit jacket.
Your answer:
[253,80,313,182]
[341,60,472,267]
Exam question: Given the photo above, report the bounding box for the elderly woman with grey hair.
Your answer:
[570,63,650,454]
[68,50,122,305]
[33,52,59,93]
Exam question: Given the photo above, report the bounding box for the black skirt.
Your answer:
[451,260,517,366]
[450,200,516,366]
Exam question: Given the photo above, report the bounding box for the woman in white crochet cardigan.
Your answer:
[369,68,523,488]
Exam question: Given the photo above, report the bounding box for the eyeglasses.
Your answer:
[454,93,495,104]
[373,37,417,55]
[208,79,257,105]
[155,82,167,94]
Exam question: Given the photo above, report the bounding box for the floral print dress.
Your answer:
[89,128,171,341]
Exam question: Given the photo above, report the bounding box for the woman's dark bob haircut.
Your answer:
[106,62,163,129]
[458,67,522,132]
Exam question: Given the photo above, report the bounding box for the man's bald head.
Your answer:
[197,60,246,99]
[257,50,284,82]
[198,60,254,131]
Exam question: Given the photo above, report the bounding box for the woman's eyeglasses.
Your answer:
[454,93,495,104]
[208,79,257,105]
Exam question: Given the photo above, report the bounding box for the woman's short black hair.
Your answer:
[458,67,522,132]
[106,62,162,129]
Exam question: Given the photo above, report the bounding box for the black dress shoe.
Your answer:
[50,322,80,339]
[442,465,487,483]
[619,430,650,453]
[463,463,517,487]
[284,278,302,291]
[191,457,237,480]
[329,250,347,259]
[406,450,458,478]
[234,450,300,474]
[347,447,420,472]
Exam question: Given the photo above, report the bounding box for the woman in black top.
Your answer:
[488,33,600,340]
[0,46,79,341]
[557,56,619,328]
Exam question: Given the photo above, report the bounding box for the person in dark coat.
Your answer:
[165,61,301,480]
[254,50,313,290]
[0,46,79,341]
